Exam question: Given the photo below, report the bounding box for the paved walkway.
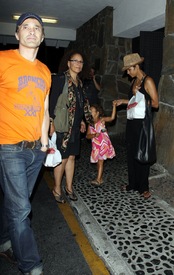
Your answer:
[1,135,174,275]
[69,137,174,275]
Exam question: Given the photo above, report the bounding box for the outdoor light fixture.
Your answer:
[12,15,58,24]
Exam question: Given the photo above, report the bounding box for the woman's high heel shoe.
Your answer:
[142,191,151,199]
[64,187,78,201]
[52,189,66,203]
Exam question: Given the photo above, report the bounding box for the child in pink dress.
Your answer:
[86,102,117,186]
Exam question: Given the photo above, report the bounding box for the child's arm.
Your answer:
[102,101,117,123]
[86,125,100,139]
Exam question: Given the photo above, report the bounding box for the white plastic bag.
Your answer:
[44,132,62,167]
[127,91,145,120]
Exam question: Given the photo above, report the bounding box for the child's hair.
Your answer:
[91,104,105,117]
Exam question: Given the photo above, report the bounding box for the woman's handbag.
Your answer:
[127,91,146,120]
[44,132,62,167]
[54,75,69,133]
[135,101,156,164]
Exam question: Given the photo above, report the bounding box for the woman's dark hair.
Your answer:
[58,49,90,78]
[91,104,105,117]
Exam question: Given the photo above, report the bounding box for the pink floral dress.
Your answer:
[89,120,116,163]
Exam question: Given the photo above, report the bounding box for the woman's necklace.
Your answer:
[135,74,145,86]
[71,76,78,86]
[133,74,146,95]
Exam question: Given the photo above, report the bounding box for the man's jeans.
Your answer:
[0,144,46,274]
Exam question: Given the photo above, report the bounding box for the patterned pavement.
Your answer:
[68,136,174,275]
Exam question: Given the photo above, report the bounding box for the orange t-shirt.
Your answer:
[0,49,51,144]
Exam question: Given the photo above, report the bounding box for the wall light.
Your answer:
[12,15,58,24]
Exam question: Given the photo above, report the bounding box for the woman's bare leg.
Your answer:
[64,155,75,193]
[53,158,68,194]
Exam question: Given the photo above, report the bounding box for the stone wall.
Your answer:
[68,2,174,176]
[154,0,174,175]
[68,6,132,135]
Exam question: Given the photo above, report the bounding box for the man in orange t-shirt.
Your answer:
[0,12,51,275]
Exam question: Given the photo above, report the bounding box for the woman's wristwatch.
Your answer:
[50,118,53,124]
[41,144,49,148]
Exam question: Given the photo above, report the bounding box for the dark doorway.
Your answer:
[0,43,65,73]
[140,30,164,88]
[132,29,164,88]
[37,43,65,73]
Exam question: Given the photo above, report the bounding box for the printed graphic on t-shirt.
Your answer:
[18,75,46,92]
[14,75,46,117]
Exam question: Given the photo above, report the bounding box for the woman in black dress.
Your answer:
[116,53,159,199]
[49,50,91,203]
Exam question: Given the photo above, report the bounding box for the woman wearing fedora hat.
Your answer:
[116,53,159,199]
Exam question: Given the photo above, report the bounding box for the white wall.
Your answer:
[0,23,76,47]
[114,0,166,38]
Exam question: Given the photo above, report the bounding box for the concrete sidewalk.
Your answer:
[69,137,174,275]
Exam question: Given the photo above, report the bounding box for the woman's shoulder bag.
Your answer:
[54,74,69,133]
[135,100,156,164]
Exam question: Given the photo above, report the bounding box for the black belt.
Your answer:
[16,139,41,149]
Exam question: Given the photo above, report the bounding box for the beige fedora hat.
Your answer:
[122,53,144,71]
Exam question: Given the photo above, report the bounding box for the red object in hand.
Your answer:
[47,148,55,154]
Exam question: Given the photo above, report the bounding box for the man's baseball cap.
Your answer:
[16,12,43,31]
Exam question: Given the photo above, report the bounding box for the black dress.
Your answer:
[49,74,84,159]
